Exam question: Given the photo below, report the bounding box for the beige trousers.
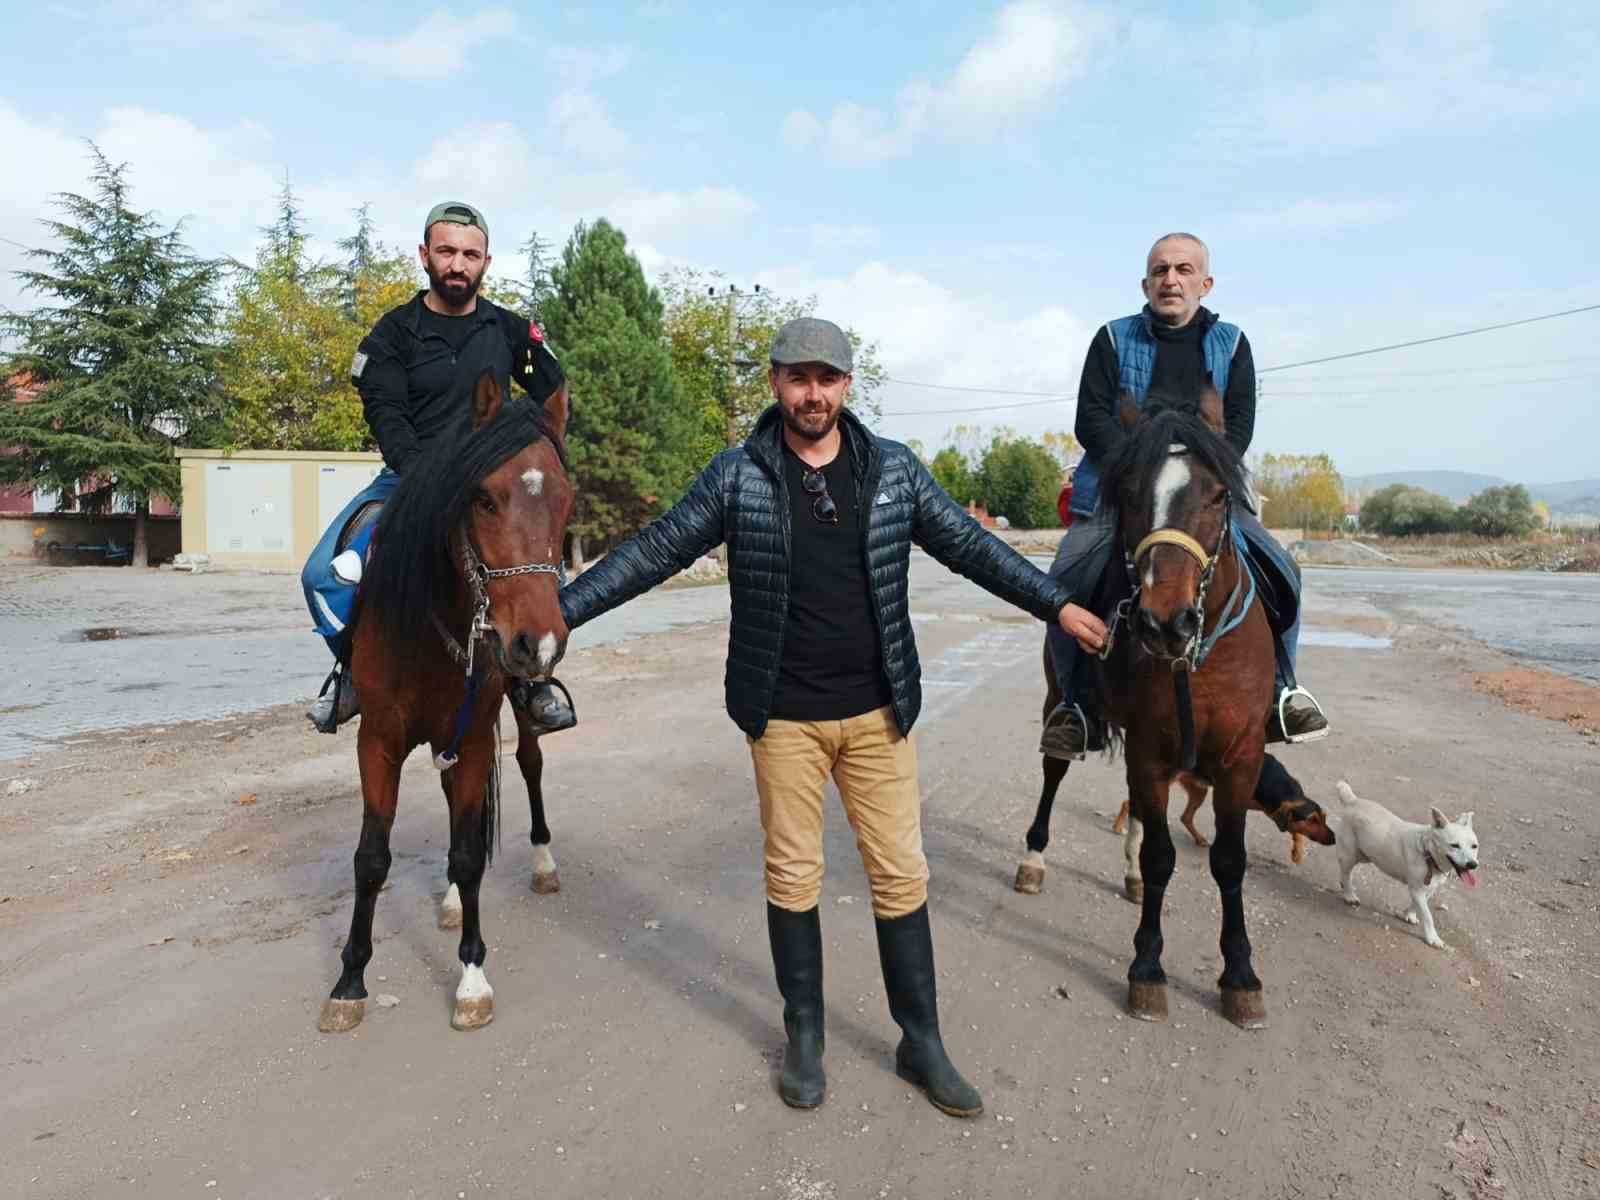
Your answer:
[749,705,929,919]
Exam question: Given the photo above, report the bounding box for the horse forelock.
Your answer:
[364,400,564,664]
[1102,406,1247,533]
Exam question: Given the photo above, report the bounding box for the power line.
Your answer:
[1262,370,1596,400]
[876,301,1600,418]
[881,396,1063,417]
[882,376,1070,397]
[1257,303,1600,373]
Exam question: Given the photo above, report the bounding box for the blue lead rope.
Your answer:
[1191,527,1258,670]
[433,668,481,771]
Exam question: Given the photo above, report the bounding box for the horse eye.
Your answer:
[474,490,496,513]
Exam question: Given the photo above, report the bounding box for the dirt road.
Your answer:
[2,565,1597,1199]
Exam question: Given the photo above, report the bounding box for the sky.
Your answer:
[2,0,1597,484]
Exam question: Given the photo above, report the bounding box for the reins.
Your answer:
[1100,441,1259,771]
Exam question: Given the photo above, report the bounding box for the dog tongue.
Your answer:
[1459,868,1478,888]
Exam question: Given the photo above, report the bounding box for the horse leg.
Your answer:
[1178,775,1210,848]
[438,772,464,929]
[1122,809,1144,902]
[1015,756,1069,894]
[1211,777,1267,1030]
[515,709,560,894]
[446,738,497,1031]
[1126,768,1175,1021]
[319,731,401,1033]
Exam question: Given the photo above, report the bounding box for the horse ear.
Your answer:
[1199,381,1225,436]
[542,381,570,445]
[1118,392,1140,433]
[472,369,503,430]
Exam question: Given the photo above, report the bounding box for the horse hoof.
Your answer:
[1013,864,1045,894]
[1192,835,1210,848]
[452,996,495,1031]
[318,998,365,1033]
[1220,987,1268,1030]
[1128,981,1168,1021]
[531,870,561,895]
[1124,877,1144,903]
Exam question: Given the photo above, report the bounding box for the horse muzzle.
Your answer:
[493,627,567,680]
[1135,603,1201,660]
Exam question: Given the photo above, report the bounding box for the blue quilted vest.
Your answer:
[1071,308,1242,516]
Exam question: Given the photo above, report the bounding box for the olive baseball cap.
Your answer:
[770,317,853,374]
[423,201,489,245]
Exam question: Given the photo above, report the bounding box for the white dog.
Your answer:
[1331,781,1480,950]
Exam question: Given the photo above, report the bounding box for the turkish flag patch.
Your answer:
[529,321,545,344]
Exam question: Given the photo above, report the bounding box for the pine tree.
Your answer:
[219,190,416,452]
[0,146,222,566]
[541,219,694,554]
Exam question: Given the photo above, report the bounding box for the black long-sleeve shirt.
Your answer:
[1074,307,1255,466]
[352,292,564,474]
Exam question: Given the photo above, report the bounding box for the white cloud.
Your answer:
[784,0,1101,166]
[549,91,632,163]
[348,8,517,78]
[605,187,758,242]
[754,259,1092,446]
[1232,198,1405,239]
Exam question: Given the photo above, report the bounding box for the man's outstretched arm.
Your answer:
[559,454,728,631]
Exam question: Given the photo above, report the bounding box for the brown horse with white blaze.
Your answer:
[318,371,573,1034]
[1097,389,1288,1028]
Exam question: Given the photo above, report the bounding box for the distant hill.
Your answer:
[1346,471,1600,516]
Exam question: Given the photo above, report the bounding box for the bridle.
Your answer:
[1099,442,1251,672]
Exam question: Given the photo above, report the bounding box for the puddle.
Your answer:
[71,628,155,643]
[1301,628,1392,650]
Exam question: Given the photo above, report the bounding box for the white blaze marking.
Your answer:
[536,633,557,673]
[532,844,557,875]
[522,468,544,497]
[457,962,493,1003]
[1151,455,1191,532]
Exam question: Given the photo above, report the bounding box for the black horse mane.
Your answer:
[1099,401,1249,515]
[363,399,563,663]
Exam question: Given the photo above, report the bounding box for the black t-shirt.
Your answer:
[417,304,480,354]
[769,438,894,722]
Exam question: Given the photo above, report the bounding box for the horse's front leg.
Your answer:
[514,709,560,894]
[1126,760,1175,1021]
[319,728,402,1032]
[446,733,497,1031]
[1211,765,1267,1029]
[1015,756,1070,894]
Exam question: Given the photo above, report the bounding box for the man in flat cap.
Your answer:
[302,201,575,736]
[558,317,1107,1118]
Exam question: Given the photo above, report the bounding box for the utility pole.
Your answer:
[707,283,763,449]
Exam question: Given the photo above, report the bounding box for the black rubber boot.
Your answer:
[508,679,577,735]
[767,903,826,1108]
[874,904,983,1118]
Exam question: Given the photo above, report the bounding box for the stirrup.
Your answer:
[1276,685,1329,744]
[1040,702,1092,762]
[510,676,577,734]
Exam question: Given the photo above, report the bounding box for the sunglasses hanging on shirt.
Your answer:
[800,468,839,525]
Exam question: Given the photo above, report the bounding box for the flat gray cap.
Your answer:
[770,317,853,374]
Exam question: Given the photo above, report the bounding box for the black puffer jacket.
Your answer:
[560,406,1075,739]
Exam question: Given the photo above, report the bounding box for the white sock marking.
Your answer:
[532,844,557,875]
[1023,849,1044,869]
[521,468,544,497]
[457,962,493,1002]
[442,882,462,913]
